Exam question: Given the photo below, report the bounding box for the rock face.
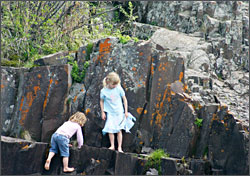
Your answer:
[136,1,249,71]
[1,136,48,175]
[1,2,249,174]
[1,65,72,142]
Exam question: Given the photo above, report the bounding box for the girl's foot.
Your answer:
[118,148,124,153]
[63,167,75,173]
[108,146,115,150]
[44,160,51,170]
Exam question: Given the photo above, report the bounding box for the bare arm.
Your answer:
[100,99,106,120]
[122,96,128,118]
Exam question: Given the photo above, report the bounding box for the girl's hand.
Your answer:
[102,112,106,120]
[125,112,128,118]
[68,144,72,147]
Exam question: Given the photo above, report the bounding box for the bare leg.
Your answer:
[117,131,123,153]
[44,152,55,170]
[63,157,74,172]
[108,133,115,150]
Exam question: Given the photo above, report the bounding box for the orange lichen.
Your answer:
[155,113,162,125]
[99,38,111,54]
[184,84,188,91]
[43,78,53,110]
[151,64,154,75]
[167,96,171,102]
[179,72,183,81]
[73,95,78,102]
[1,84,4,89]
[82,50,86,54]
[137,108,143,114]
[150,119,153,126]
[158,63,163,71]
[22,145,29,150]
[33,86,40,95]
[139,52,143,56]
[85,108,91,115]
[37,74,42,79]
[132,67,136,71]
[19,96,24,111]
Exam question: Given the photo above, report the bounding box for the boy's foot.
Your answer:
[63,167,75,173]
[108,146,115,150]
[44,160,51,170]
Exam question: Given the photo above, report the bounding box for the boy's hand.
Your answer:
[68,144,72,147]
[102,112,106,120]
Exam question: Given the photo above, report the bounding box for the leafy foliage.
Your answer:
[194,118,203,128]
[70,61,89,83]
[145,149,170,175]
[1,1,139,68]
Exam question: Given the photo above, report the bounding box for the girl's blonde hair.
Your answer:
[69,111,87,127]
[103,72,121,87]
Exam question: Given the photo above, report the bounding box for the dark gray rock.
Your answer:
[1,67,19,136]
[208,106,249,175]
[161,157,180,175]
[34,51,70,66]
[1,136,48,175]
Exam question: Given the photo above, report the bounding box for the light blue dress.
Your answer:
[100,85,135,135]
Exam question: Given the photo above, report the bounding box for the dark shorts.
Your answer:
[49,133,70,157]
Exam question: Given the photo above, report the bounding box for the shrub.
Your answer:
[145,149,170,175]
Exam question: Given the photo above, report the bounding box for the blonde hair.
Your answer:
[69,111,87,127]
[103,72,121,88]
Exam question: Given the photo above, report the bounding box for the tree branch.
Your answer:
[66,6,120,34]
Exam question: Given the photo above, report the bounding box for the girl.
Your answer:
[44,111,87,172]
[100,72,128,153]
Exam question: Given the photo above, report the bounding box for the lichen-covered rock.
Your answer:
[1,65,72,142]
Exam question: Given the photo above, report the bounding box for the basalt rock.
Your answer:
[1,65,72,142]
[1,136,48,175]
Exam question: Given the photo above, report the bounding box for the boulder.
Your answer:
[1,65,72,142]
[34,51,70,66]
[1,136,48,175]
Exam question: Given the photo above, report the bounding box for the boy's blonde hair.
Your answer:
[103,72,121,87]
[69,111,87,127]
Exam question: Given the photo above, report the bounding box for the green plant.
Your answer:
[119,35,131,44]
[145,149,170,175]
[151,21,157,26]
[1,59,20,67]
[194,118,203,128]
[118,1,138,35]
[86,43,94,60]
[70,60,89,83]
